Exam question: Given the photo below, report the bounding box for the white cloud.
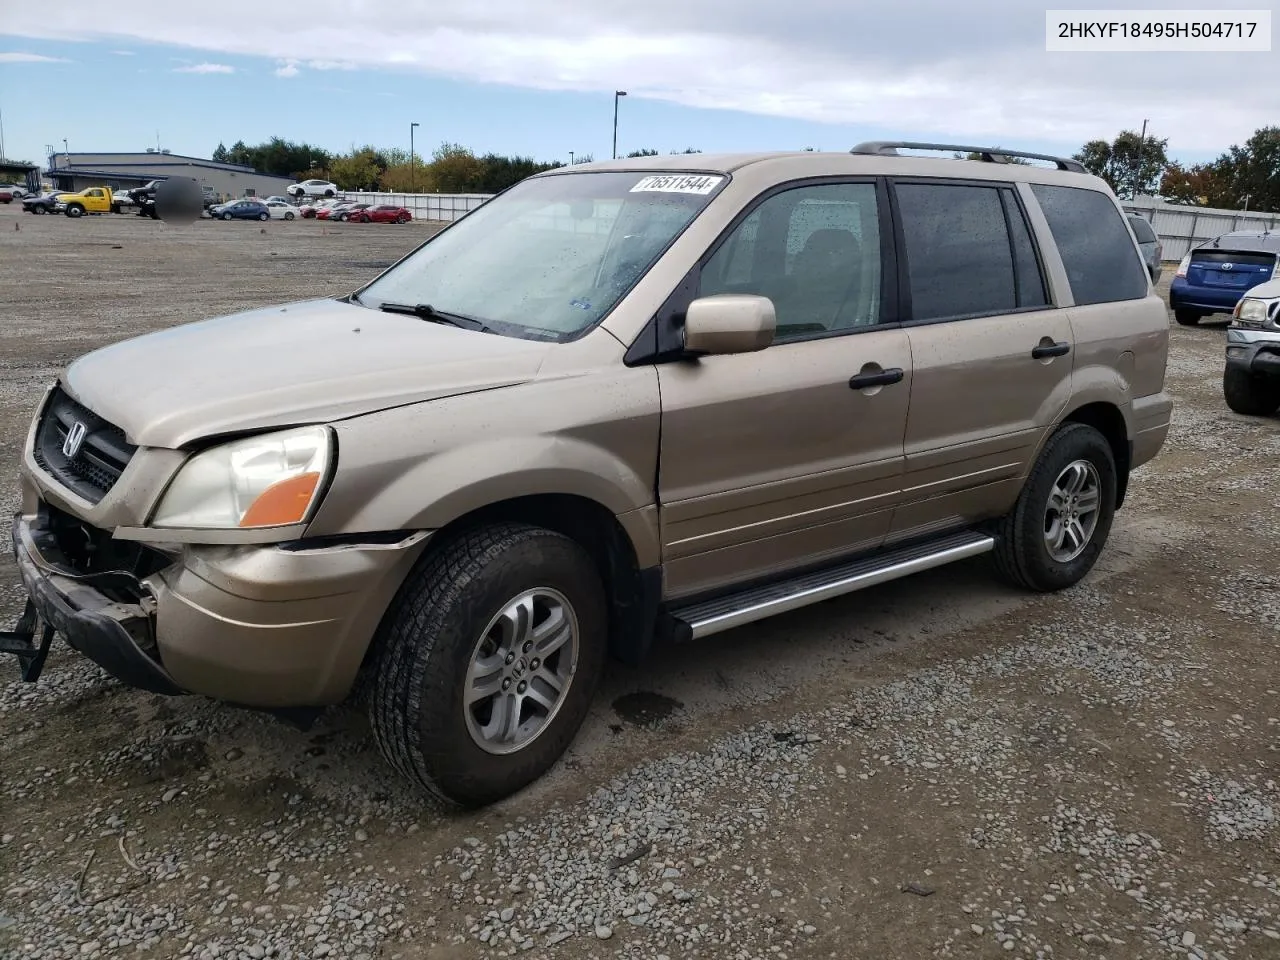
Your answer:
[1,1,1275,153]
[0,51,69,63]
[110,49,135,55]
[275,59,299,77]
[173,62,235,74]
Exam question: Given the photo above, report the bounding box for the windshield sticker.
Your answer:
[630,175,724,195]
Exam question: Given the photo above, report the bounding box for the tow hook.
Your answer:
[0,599,55,682]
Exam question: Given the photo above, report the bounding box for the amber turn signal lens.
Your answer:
[238,472,321,528]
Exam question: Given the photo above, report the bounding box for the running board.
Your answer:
[669,530,995,641]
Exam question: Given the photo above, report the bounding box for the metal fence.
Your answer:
[1121,199,1280,261]
[340,192,492,222]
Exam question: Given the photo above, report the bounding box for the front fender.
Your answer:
[304,371,662,561]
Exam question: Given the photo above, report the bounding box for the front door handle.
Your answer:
[848,367,905,390]
[1032,340,1071,360]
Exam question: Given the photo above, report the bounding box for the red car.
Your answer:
[353,204,412,224]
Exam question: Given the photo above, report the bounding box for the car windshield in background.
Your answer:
[356,170,726,341]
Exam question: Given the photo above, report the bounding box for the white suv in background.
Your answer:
[286,179,340,198]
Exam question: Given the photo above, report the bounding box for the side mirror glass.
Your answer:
[683,294,776,355]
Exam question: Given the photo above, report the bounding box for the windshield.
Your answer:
[356,170,726,341]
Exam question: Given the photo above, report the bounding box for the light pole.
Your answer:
[612,91,627,159]
[410,122,420,193]
[569,150,574,166]
[1132,118,1148,200]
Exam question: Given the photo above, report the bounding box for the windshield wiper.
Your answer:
[377,301,492,333]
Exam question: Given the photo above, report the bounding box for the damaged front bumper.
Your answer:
[6,510,181,693]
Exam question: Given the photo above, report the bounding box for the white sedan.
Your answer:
[286,179,340,199]
[264,199,299,220]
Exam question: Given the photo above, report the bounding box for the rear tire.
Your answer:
[258,212,269,221]
[1223,367,1280,417]
[368,523,606,807]
[993,422,1117,593]
[284,211,295,220]
[1174,308,1202,327]
[324,189,335,198]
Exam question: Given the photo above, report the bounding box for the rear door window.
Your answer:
[895,182,1045,322]
[1032,184,1148,305]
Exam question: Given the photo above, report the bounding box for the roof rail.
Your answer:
[850,141,1087,174]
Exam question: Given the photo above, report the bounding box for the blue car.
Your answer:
[1170,230,1280,326]
[211,198,270,222]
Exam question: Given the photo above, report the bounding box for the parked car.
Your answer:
[263,196,295,206]
[53,187,115,217]
[1223,279,1280,416]
[332,203,372,222]
[211,198,270,221]
[0,184,28,202]
[286,179,340,199]
[353,204,412,224]
[264,199,299,220]
[315,201,359,221]
[1169,230,1280,326]
[1127,214,1163,284]
[300,199,342,218]
[21,190,62,214]
[3,144,1171,808]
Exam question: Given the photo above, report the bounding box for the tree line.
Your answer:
[209,126,1279,211]
[210,138,704,194]
[1073,125,1280,211]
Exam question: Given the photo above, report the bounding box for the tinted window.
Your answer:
[1128,215,1157,244]
[701,182,882,341]
[1002,190,1048,308]
[896,183,1022,322]
[1032,184,1148,305]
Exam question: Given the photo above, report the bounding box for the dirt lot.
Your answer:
[2,203,1279,960]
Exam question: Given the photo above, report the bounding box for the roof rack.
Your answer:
[850,141,1087,174]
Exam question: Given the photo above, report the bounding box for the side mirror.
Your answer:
[683,295,776,355]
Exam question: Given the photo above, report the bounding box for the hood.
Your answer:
[1243,278,1280,299]
[63,298,552,448]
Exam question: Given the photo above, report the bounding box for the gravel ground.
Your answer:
[2,205,1279,960]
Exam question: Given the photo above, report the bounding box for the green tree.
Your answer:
[1213,126,1280,211]
[1073,130,1169,198]
[425,143,485,192]
[329,148,383,191]
[211,142,229,163]
[626,148,660,157]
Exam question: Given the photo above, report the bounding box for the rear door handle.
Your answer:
[848,367,905,390]
[1031,341,1071,360]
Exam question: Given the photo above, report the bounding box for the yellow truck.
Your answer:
[53,187,115,218]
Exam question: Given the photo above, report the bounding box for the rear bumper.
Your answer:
[1169,280,1253,313]
[10,508,429,706]
[1130,392,1174,471]
[1225,327,1280,378]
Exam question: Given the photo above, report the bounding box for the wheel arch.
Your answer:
[1060,401,1131,508]
[368,493,660,672]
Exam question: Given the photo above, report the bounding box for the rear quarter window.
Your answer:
[1128,216,1157,244]
[1032,184,1149,305]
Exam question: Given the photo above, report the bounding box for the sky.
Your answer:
[0,1,1275,173]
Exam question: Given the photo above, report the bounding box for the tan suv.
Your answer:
[5,142,1171,806]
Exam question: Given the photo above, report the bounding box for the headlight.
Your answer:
[1234,298,1271,326]
[151,426,333,529]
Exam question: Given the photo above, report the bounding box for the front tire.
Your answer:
[1174,308,1202,327]
[1223,367,1280,417]
[65,205,84,218]
[222,212,232,221]
[284,211,295,220]
[368,523,606,808]
[993,422,1117,592]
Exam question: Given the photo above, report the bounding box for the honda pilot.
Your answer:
[5,142,1172,807]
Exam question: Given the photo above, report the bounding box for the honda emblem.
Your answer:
[62,421,87,458]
